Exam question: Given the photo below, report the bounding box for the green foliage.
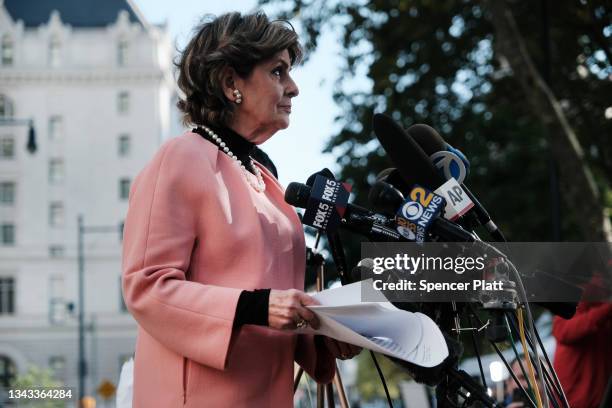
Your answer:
[260,0,611,396]
[261,0,611,251]
[10,365,65,408]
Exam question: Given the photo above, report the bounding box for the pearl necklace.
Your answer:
[200,125,266,192]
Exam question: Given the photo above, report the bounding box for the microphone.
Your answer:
[372,180,477,242]
[368,180,404,215]
[350,258,376,283]
[285,181,403,242]
[407,125,582,318]
[304,168,351,284]
[372,114,446,191]
[287,175,477,243]
[408,124,471,184]
[407,124,506,241]
[306,167,335,186]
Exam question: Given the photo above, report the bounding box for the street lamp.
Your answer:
[76,215,122,407]
[0,117,37,153]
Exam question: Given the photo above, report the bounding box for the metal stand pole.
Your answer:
[294,244,351,407]
[75,217,119,407]
[77,215,86,407]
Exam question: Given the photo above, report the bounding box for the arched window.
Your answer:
[0,355,17,388]
[1,35,13,66]
[49,36,61,67]
[0,94,14,118]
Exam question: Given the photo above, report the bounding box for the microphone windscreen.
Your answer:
[376,168,397,182]
[306,168,336,186]
[368,180,404,214]
[386,168,419,195]
[284,182,311,208]
[406,124,446,155]
[351,258,375,282]
[372,114,445,190]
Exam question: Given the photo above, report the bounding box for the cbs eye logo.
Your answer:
[400,186,434,220]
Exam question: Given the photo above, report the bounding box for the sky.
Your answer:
[132,0,344,187]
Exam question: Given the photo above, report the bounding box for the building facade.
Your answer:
[0,0,174,401]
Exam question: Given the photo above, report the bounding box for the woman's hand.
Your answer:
[269,289,320,330]
[322,337,362,360]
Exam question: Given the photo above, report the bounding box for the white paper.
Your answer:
[299,280,449,367]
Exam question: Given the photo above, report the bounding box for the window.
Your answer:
[49,202,64,227]
[1,224,14,245]
[117,91,129,114]
[49,36,61,67]
[0,94,14,118]
[0,277,15,314]
[117,39,128,66]
[118,134,131,157]
[0,136,15,159]
[49,245,64,258]
[1,35,12,66]
[119,178,131,200]
[49,116,63,141]
[49,356,66,381]
[49,275,66,324]
[119,220,124,241]
[0,355,17,387]
[0,182,15,205]
[49,159,64,184]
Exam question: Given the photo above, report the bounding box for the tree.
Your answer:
[260,0,611,247]
[486,0,611,242]
[9,365,66,408]
[261,0,611,399]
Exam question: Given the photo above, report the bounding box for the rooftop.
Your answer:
[3,0,147,28]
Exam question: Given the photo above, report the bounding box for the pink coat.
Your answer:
[122,131,335,407]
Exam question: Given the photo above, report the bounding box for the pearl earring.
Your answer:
[232,89,243,104]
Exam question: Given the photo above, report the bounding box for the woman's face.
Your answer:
[231,49,299,143]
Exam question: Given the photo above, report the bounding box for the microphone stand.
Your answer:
[438,368,503,408]
[294,237,350,408]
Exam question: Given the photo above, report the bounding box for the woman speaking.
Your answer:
[122,11,360,407]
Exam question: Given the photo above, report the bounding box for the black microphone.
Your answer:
[303,168,351,284]
[408,125,583,318]
[306,167,335,186]
[372,114,446,191]
[285,182,403,242]
[287,181,476,242]
[407,124,506,242]
[368,180,404,215]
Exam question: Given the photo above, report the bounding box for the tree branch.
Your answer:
[486,0,612,242]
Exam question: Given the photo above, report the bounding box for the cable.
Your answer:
[370,351,394,408]
[518,309,543,408]
[531,316,571,408]
[506,312,569,408]
[539,362,563,408]
[479,241,551,408]
[505,314,536,397]
[504,312,569,408]
[468,305,537,408]
[469,314,488,390]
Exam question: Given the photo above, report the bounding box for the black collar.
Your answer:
[194,125,256,173]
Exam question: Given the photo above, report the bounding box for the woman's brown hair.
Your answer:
[175,11,303,127]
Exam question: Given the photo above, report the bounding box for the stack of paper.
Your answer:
[298,280,449,368]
